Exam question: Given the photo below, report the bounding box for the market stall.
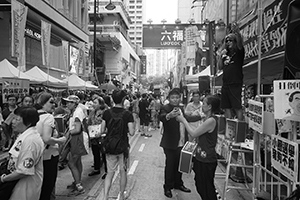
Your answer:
[25,66,67,88]
[66,74,98,90]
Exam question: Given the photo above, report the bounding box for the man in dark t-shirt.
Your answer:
[101,89,134,200]
[218,27,245,121]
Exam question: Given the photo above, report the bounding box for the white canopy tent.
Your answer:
[25,66,67,88]
[66,74,98,90]
[185,66,212,84]
[0,59,38,83]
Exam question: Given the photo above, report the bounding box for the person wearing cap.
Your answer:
[218,23,245,121]
[63,95,88,195]
[159,88,197,198]
[177,95,221,200]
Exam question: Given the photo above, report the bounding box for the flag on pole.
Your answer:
[11,0,28,59]
[78,41,85,75]
[62,40,69,72]
[17,37,26,72]
[41,20,51,66]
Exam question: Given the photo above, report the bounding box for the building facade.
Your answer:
[0,0,90,80]
[127,0,144,48]
[87,0,140,86]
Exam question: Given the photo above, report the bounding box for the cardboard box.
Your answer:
[54,115,65,134]
[178,141,198,174]
[225,119,248,143]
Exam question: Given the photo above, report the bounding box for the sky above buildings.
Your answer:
[144,0,178,24]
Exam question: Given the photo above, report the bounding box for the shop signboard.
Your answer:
[271,135,299,182]
[273,80,300,122]
[1,77,29,103]
[143,24,208,49]
[248,100,264,133]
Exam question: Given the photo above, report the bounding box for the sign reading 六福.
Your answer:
[248,100,264,133]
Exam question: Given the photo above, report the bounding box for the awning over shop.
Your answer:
[215,51,284,86]
[25,66,67,88]
[66,74,98,90]
[0,59,39,83]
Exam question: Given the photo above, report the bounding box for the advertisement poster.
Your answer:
[273,80,300,122]
[1,78,29,103]
[271,135,298,182]
[248,100,264,133]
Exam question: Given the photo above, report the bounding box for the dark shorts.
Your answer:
[139,113,150,126]
[221,85,242,109]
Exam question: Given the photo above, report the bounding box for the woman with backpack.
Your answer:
[35,92,68,200]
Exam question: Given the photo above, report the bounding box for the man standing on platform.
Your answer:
[218,23,245,121]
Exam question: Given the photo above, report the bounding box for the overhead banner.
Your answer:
[273,80,300,122]
[41,20,51,66]
[143,24,208,49]
[17,37,26,72]
[11,0,28,59]
[239,0,289,64]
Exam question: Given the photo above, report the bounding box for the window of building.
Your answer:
[137,0,142,3]
[136,16,142,20]
[136,11,142,14]
[129,6,134,9]
[136,21,142,24]
[136,37,142,40]
[129,0,135,3]
[137,6,142,9]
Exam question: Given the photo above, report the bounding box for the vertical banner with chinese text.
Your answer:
[78,42,85,76]
[41,20,51,66]
[17,37,26,72]
[62,40,69,73]
[248,100,264,133]
[271,135,299,182]
[11,0,28,62]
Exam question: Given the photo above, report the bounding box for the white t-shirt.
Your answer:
[69,105,86,130]
[8,127,44,200]
[36,111,59,160]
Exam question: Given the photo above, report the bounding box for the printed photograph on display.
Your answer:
[273,80,300,122]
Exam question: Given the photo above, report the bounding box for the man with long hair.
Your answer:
[218,23,245,121]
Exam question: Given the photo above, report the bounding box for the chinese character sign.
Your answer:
[248,100,264,133]
[273,80,300,122]
[1,78,29,103]
[271,135,298,181]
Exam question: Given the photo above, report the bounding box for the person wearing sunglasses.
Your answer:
[35,92,67,200]
[218,23,245,121]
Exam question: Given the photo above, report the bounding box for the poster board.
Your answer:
[273,80,300,122]
[271,135,299,182]
[248,100,264,134]
[1,77,29,103]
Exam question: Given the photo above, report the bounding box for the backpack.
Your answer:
[103,109,127,155]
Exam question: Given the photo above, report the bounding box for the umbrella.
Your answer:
[99,81,117,90]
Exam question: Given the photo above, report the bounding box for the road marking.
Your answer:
[128,160,139,175]
[138,144,145,152]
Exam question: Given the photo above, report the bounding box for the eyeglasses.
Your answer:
[226,39,233,43]
[49,100,55,104]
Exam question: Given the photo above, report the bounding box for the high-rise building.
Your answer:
[127,0,144,48]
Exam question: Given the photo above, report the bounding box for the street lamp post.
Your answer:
[93,0,98,85]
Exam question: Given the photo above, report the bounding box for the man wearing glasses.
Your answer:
[218,24,245,121]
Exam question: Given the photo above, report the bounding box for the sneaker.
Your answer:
[68,183,85,196]
[101,173,107,179]
[66,182,76,189]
